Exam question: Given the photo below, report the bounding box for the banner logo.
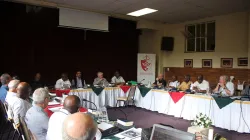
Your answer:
[141,55,151,71]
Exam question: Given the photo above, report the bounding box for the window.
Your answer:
[185,21,215,52]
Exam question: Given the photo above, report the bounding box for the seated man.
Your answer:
[192,75,209,93]
[55,73,71,89]
[168,76,180,88]
[8,82,32,124]
[5,80,20,104]
[178,75,193,91]
[30,73,44,92]
[241,80,250,96]
[111,71,125,86]
[213,75,234,97]
[62,113,97,140]
[25,88,50,140]
[153,74,166,89]
[0,73,11,102]
[93,72,109,87]
[71,71,85,89]
[47,95,81,140]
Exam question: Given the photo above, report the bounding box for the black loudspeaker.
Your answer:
[161,37,174,51]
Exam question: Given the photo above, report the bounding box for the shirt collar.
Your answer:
[1,85,8,90]
[60,108,71,115]
[33,104,44,111]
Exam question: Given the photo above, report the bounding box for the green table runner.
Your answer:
[139,86,151,97]
[91,87,104,96]
[212,96,235,109]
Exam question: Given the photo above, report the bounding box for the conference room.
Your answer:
[1,0,250,140]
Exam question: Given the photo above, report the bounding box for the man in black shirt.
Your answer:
[30,73,44,92]
[153,74,166,89]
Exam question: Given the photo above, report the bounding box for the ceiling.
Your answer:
[36,0,250,23]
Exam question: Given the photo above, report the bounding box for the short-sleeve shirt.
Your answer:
[25,105,49,140]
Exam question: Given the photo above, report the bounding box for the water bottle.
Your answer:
[147,81,151,88]
[99,106,108,122]
[84,80,87,89]
[102,80,105,88]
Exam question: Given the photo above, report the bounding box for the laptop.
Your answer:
[150,124,195,140]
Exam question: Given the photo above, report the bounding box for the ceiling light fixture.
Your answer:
[127,8,158,17]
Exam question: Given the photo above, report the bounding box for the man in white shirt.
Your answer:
[168,76,180,88]
[5,80,20,104]
[192,75,209,93]
[213,75,234,96]
[47,95,81,140]
[25,88,49,140]
[111,71,125,85]
[8,82,32,124]
[55,73,71,89]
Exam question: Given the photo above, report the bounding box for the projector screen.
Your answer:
[59,7,109,31]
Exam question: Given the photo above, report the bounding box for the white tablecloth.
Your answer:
[134,89,250,133]
[69,87,127,109]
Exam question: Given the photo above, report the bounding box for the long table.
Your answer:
[68,87,250,133]
[69,87,127,109]
[134,89,250,133]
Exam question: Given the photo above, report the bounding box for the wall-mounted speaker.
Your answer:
[161,37,174,51]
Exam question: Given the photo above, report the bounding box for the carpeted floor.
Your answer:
[107,107,250,140]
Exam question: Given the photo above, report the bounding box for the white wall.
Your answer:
[163,12,249,68]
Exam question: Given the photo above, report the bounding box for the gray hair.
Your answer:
[33,88,49,104]
[8,80,20,90]
[97,72,103,76]
[220,75,229,82]
[1,73,11,85]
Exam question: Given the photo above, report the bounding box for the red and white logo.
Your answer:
[141,55,151,71]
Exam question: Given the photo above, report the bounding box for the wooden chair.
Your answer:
[0,101,15,140]
[11,115,34,140]
[116,86,136,107]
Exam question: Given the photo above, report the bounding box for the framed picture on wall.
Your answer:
[202,59,212,68]
[221,58,233,68]
[184,59,193,68]
[238,57,248,66]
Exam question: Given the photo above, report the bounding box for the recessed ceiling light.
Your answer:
[127,8,158,17]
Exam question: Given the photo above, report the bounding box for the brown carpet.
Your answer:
[107,107,250,140]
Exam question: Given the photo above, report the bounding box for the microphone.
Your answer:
[82,99,97,111]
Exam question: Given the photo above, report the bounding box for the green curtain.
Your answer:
[139,87,151,97]
[91,87,104,96]
[212,96,235,109]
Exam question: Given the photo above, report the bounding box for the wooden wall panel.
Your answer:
[164,67,249,88]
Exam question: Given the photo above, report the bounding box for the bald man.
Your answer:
[62,113,97,140]
[8,82,32,124]
[153,74,166,88]
[46,95,81,140]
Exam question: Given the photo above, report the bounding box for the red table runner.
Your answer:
[44,104,87,117]
[120,86,131,93]
[55,89,71,97]
[169,92,185,103]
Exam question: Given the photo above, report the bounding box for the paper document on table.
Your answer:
[48,100,60,105]
[98,122,113,131]
[115,128,142,140]
[230,96,241,100]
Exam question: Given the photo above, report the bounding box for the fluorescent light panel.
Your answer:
[127,8,158,17]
